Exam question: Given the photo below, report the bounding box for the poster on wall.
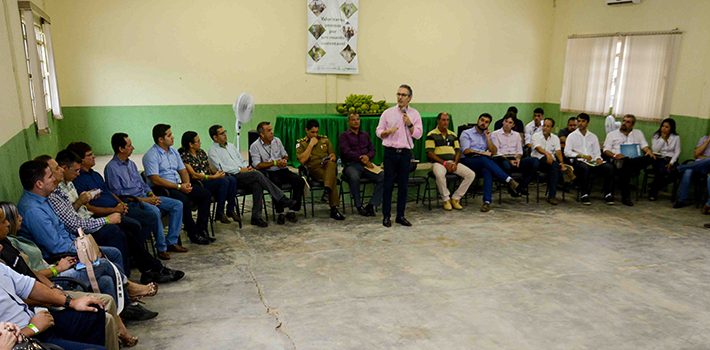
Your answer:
[306,0,359,74]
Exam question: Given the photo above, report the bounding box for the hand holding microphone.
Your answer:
[401,107,413,128]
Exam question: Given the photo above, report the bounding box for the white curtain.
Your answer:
[613,34,680,120]
[560,36,615,115]
[42,21,63,120]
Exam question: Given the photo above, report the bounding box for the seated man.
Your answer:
[558,116,578,152]
[530,118,568,205]
[425,112,476,210]
[564,113,615,205]
[338,113,384,216]
[65,142,187,260]
[18,160,124,267]
[493,106,524,133]
[142,124,211,244]
[459,113,519,212]
[104,132,185,260]
[50,151,183,284]
[602,114,654,206]
[490,114,536,196]
[295,120,346,220]
[674,133,710,208]
[524,107,545,149]
[0,262,108,350]
[208,124,296,227]
[249,122,304,225]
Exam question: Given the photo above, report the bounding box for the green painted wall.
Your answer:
[0,116,63,202]
[58,103,549,155]
[58,103,709,163]
[2,102,705,203]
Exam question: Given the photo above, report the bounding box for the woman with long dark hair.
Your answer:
[179,131,240,225]
[649,118,681,200]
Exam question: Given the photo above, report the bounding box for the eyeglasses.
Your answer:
[396,93,410,97]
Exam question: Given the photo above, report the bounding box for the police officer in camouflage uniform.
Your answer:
[296,119,345,220]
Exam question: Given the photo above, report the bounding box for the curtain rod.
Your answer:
[569,29,681,39]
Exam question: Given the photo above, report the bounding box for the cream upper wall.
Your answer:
[45,0,554,106]
[545,0,710,119]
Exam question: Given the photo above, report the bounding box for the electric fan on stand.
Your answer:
[605,114,620,134]
[233,93,254,153]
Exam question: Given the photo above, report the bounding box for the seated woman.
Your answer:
[649,118,681,201]
[1,202,154,348]
[179,131,240,225]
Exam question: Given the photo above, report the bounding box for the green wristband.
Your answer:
[27,323,40,334]
[49,265,59,277]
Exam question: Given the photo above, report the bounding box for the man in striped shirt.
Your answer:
[425,113,476,210]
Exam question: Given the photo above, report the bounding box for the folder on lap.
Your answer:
[620,144,641,158]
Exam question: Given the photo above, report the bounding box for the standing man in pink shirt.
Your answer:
[376,84,423,227]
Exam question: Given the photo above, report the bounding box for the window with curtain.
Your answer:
[560,32,681,121]
[19,3,62,135]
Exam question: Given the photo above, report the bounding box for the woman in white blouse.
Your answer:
[649,118,681,201]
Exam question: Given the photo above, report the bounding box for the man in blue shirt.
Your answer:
[459,113,519,212]
[17,160,123,267]
[142,124,211,244]
[54,150,183,284]
[104,133,185,259]
[0,262,108,350]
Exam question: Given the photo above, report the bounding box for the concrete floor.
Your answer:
[124,191,710,350]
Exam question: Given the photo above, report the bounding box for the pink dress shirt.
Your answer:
[376,106,423,149]
[491,129,523,156]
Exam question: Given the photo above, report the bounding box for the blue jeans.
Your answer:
[201,177,237,217]
[98,246,124,271]
[459,156,510,203]
[676,158,710,203]
[343,163,384,207]
[127,198,183,252]
[59,257,127,305]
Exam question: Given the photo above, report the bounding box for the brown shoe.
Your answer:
[703,205,710,215]
[480,202,491,212]
[157,251,171,260]
[546,197,559,206]
[217,215,231,224]
[167,244,188,253]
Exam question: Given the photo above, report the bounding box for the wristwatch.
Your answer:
[63,294,73,308]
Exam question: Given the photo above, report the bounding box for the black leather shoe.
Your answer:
[622,198,634,206]
[330,207,345,220]
[356,205,368,216]
[251,217,269,227]
[278,197,297,210]
[201,231,216,242]
[383,217,392,227]
[188,234,210,245]
[140,269,173,284]
[285,212,298,223]
[277,214,286,225]
[121,303,158,322]
[395,217,412,226]
[365,204,376,216]
[161,267,185,282]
